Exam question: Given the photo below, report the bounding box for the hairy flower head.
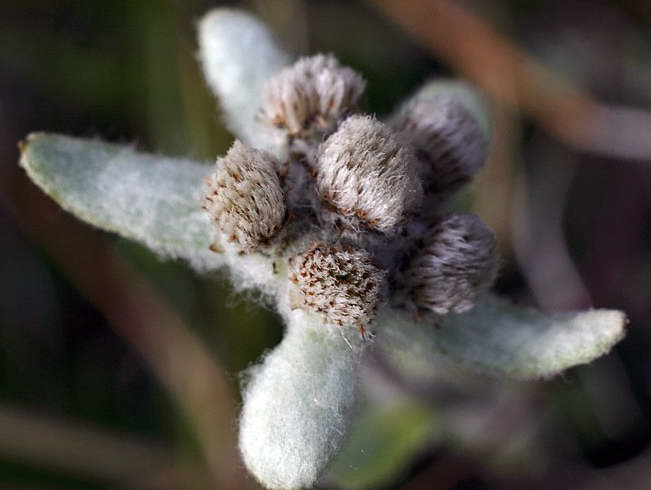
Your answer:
[202,140,286,253]
[316,115,423,235]
[288,243,385,331]
[390,91,488,202]
[261,54,365,138]
[397,213,498,316]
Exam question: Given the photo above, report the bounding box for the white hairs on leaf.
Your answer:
[202,140,286,253]
[239,309,367,490]
[316,115,423,235]
[19,133,223,272]
[378,293,627,380]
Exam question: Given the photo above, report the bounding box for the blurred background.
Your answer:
[1,0,651,488]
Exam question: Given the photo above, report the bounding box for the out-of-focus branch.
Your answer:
[512,144,592,311]
[369,0,651,161]
[0,405,205,489]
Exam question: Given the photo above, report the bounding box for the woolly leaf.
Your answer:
[378,294,626,380]
[19,133,222,271]
[239,309,367,490]
[198,9,289,152]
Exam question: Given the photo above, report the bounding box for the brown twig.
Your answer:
[369,0,651,161]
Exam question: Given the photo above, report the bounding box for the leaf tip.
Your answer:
[18,132,54,170]
[584,308,628,344]
[536,307,628,379]
[18,132,39,159]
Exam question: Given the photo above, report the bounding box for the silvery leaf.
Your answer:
[378,294,626,380]
[20,133,221,271]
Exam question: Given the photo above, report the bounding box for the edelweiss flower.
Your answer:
[19,9,626,490]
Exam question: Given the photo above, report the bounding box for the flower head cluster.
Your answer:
[202,57,496,336]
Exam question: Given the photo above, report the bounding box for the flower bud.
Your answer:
[398,213,497,315]
[260,54,365,138]
[389,92,487,199]
[288,243,385,330]
[202,140,285,253]
[316,115,423,234]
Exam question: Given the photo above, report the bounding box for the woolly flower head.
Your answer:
[316,115,423,235]
[396,213,498,317]
[202,141,285,253]
[18,8,627,490]
[389,90,488,196]
[261,53,365,138]
[288,243,385,334]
